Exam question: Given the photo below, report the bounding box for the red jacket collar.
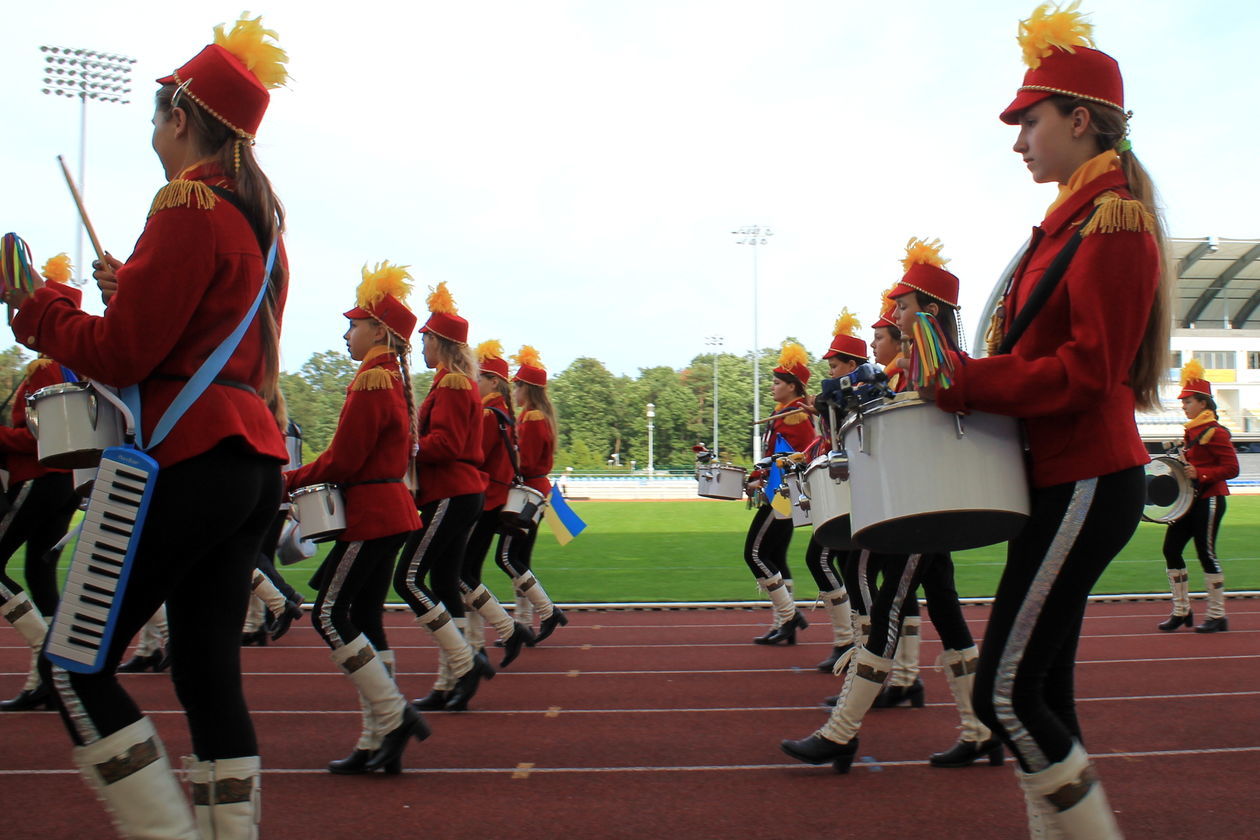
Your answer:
[1041,169,1129,237]
[176,161,234,190]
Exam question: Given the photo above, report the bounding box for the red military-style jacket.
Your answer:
[285,347,420,541]
[479,392,516,510]
[764,397,816,457]
[516,408,555,495]
[12,163,288,467]
[415,367,485,506]
[1182,412,1239,499]
[936,168,1159,488]
[0,359,73,484]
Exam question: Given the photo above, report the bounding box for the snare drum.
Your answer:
[696,464,748,501]
[27,382,123,469]
[290,483,346,542]
[72,468,96,497]
[804,453,853,549]
[844,393,1030,553]
[1142,455,1194,523]
[784,472,811,527]
[501,484,548,532]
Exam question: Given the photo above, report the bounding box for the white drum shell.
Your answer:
[697,465,747,501]
[502,485,547,529]
[784,472,811,527]
[1142,455,1194,524]
[28,383,123,469]
[805,456,853,549]
[291,484,346,543]
[844,394,1030,553]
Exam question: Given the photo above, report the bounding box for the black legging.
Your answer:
[0,472,79,617]
[395,493,483,618]
[841,550,874,617]
[1162,494,1226,575]
[742,505,794,580]
[256,508,299,603]
[40,443,281,758]
[463,507,501,590]
[804,536,844,592]
[311,533,409,653]
[496,518,539,578]
[974,466,1143,774]
[861,552,974,659]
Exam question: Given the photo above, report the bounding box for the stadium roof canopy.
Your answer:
[1172,237,1260,329]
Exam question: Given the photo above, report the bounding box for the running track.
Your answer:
[2,600,1256,839]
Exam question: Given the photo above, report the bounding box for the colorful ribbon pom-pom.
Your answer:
[908,311,956,390]
[0,234,39,296]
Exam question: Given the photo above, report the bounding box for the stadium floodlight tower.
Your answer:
[732,225,772,458]
[705,335,724,457]
[40,45,136,282]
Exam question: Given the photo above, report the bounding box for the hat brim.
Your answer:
[344,306,372,320]
[999,89,1051,125]
[822,349,868,362]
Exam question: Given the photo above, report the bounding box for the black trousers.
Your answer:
[311,532,409,652]
[255,508,299,602]
[1162,494,1226,575]
[495,518,539,579]
[841,550,875,616]
[804,535,844,592]
[741,505,794,580]
[974,466,1143,773]
[395,493,483,619]
[0,472,79,617]
[41,443,281,758]
[463,507,502,590]
[861,552,973,659]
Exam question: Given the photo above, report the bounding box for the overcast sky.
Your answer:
[4,0,1257,377]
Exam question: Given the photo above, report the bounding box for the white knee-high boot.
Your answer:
[824,588,854,648]
[513,570,555,621]
[250,571,288,620]
[242,596,265,634]
[186,754,261,840]
[416,605,475,679]
[136,604,168,657]
[1166,570,1190,616]
[819,647,893,746]
[3,592,47,692]
[464,610,485,653]
[514,589,534,628]
[332,636,405,740]
[929,646,1004,767]
[465,584,518,641]
[762,574,797,626]
[889,616,922,686]
[1203,572,1226,620]
[72,717,198,840]
[1017,742,1123,839]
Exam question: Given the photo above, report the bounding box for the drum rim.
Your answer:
[291,483,340,498]
[507,484,547,500]
[1143,455,1194,523]
[28,381,91,399]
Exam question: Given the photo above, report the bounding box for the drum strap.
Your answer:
[994,205,1101,356]
[487,406,522,482]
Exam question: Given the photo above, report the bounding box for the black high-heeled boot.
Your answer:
[364,704,432,772]
[117,650,164,673]
[411,689,451,711]
[534,607,568,644]
[929,737,1005,768]
[780,734,860,774]
[872,677,925,708]
[240,628,268,646]
[500,622,536,668]
[444,652,496,711]
[270,600,305,642]
[761,610,808,646]
[816,644,853,672]
[0,682,54,711]
[1195,616,1229,633]
[1157,609,1194,632]
[327,748,373,775]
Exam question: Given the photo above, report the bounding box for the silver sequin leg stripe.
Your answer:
[816,546,844,591]
[317,541,364,649]
[1205,497,1220,574]
[994,477,1097,772]
[402,499,447,612]
[880,554,921,659]
[857,550,873,615]
[748,510,777,579]
[0,483,33,602]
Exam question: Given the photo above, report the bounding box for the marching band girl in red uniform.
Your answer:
[496,346,569,642]
[8,16,292,836]
[285,262,426,775]
[929,6,1170,834]
[1159,360,1238,633]
[745,342,816,645]
[399,284,495,712]
[0,254,83,711]
[460,340,535,665]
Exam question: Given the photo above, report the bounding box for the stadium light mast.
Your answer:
[732,225,772,458]
[646,403,656,474]
[705,335,723,456]
[40,45,136,282]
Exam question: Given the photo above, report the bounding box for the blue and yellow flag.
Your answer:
[545,484,587,546]
[766,434,795,517]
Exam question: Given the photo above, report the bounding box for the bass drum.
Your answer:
[1142,455,1194,523]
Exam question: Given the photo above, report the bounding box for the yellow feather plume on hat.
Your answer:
[902,237,950,272]
[1180,358,1206,387]
[877,284,897,314]
[476,339,504,363]
[1018,2,1096,70]
[41,253,72,285]
[777,341,808,371]
[213,14,290,90]
[426,281,459,315]
[513,345,544,371]
[832,307,861,338]
[357,261,413,309]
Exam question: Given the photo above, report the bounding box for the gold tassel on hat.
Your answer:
[1080,191,1155,236]
[147,179,218,217]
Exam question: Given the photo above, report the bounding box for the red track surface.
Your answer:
[2,601,1257,839]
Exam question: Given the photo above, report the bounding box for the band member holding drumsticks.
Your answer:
[495,345,569,642]
[460,339,536,665]
[8,15,293,835]
[1158,359,1238,633]
[285,261,427,775]
[745,341,816,645]
[784,240,1002,772]
[0,254,83,712]
[928,6,1171,834]
[399,283,495,712]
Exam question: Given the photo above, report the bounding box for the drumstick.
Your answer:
[57,155,108,266]
[750,406,818,426]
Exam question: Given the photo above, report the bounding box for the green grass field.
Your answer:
[257,496,1260,604]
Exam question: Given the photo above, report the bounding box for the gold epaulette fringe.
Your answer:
[781,410,809,425]
[352,368,399,391]
[438,372,472,390]
[521,410,544,422]
[147,179,219,217]
[24,358,53,377]
[1080,192,1154,236]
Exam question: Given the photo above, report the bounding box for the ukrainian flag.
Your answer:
[766,434,795,518]
[545,484,587,546]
